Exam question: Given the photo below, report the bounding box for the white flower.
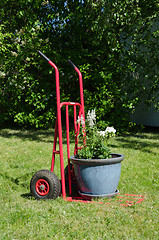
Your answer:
[77,115,85,125]
[87,109,96,128]
[97,130,106,137]
[106,127,116,134]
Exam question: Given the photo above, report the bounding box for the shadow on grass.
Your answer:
[21,193,34,199]
[1,171,35,188]
[129,126,159,140]
[1,127,159,152]
[116,134,159,155]
[0,129,54,142]
[0,128,75,144]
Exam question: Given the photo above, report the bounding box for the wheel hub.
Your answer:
[35,179,49,196]
[40,184,45,190]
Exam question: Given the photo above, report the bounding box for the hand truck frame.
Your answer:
[30,51,86,201]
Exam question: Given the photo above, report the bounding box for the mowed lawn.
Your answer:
[0,128,158,239]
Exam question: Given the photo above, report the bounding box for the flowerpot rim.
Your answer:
[70,153,124,166]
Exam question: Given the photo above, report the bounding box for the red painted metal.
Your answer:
[60,102,81,107]
[75,67,85,115]
[75,67,86,147]
[51,117,58,172]
[66,105,72,196]
[47,60,66,198]
[40,57,86,199]
[35,179,49,196]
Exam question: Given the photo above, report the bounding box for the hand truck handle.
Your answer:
[38,51,50,62]
[68,59,76,69]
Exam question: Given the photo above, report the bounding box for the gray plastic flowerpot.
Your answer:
[70,153,124,197]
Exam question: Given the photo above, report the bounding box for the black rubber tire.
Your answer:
[64,164,78,195]
[64,163,77,184]
[30,170,61,200]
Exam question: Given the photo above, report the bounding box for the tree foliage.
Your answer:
[0,0,159,130]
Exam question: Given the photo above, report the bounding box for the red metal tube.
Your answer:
[66,105,72,196]
[75,67,85,117]
[51,117,58,172]
[74,67,86,146]
[49,60,66,199]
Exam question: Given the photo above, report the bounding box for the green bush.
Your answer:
[0,0,158,130]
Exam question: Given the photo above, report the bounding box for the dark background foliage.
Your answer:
[0,0,159,131]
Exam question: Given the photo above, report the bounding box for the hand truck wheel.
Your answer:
[64,163,77,185]
[30,170,61,200]
[64,163,78,195]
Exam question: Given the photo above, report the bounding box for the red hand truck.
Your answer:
[30,51,85,200]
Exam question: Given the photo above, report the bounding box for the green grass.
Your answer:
[0,128,158,239]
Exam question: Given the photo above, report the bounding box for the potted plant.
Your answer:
[70,109,124,198]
